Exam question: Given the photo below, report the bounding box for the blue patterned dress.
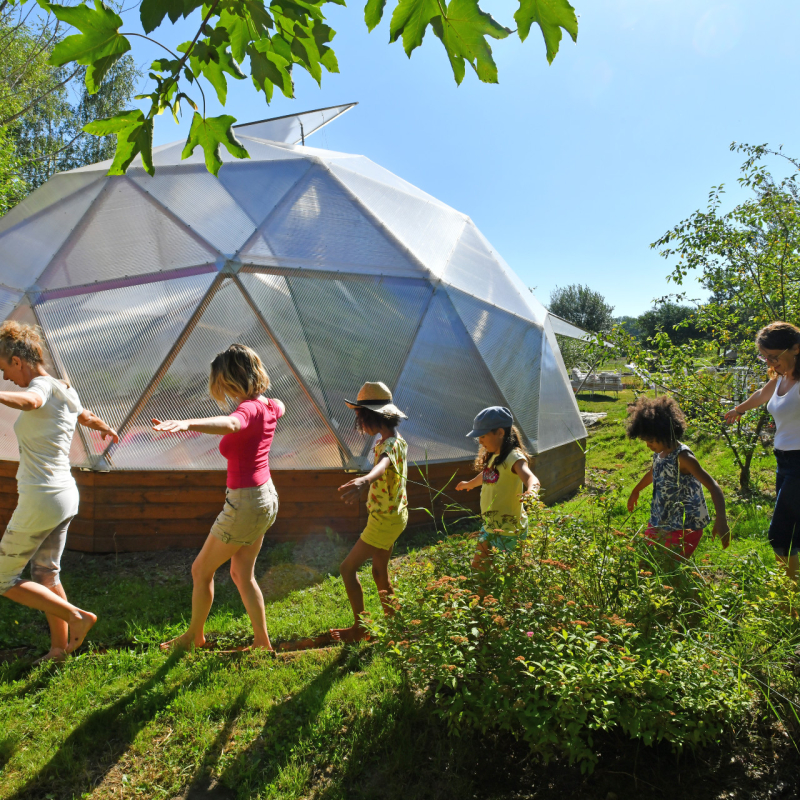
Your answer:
[650,444,711,531]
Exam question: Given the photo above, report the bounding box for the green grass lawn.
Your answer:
[0,392,797,799]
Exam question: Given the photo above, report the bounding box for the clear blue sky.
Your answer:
[120,0,800,317]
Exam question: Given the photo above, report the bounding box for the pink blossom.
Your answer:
[526,631,534,637]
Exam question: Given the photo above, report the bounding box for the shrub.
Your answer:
[365,502,782,772]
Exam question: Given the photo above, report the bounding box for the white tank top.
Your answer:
[767,375,800,451]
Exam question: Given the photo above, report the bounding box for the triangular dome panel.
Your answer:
[242,169,421,275]
[0,287,23,323]
[35,271,217,443]
[218,160,311,227]
[441,222,542,323]
[393,290,508,464]
[237,270,327,412]
[110,279,343,470]
[537,318,587,453]
[448,287,542,449]
[0,178,107,291]
[36,178,219,291]
[327,162,466,275]
[283,273,433,454]
[129,166,256,255]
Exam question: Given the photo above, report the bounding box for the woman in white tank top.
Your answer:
[725,321,800,585]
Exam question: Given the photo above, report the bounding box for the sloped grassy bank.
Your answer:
[368,500,800,773]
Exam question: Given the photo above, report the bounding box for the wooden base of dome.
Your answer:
[0,440,585,553]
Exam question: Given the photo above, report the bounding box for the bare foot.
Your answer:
[33,648,67,666]
[66,610,97,654]
[159,632,206,652]
[330,625,370,643]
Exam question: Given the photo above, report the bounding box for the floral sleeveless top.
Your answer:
[650,443,710,531]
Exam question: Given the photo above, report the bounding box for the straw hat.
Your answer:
[344,381,408,419]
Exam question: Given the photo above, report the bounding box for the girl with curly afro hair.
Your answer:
[627,395,728,558]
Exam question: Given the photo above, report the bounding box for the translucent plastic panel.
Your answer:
[152,137,307,169]
[285,274,433,454]
[324,155,451,208]
[393,290,507,464]
[35,272,216,443]
[218,159,311,227]
[328,163,467,275]
[37,178,219,290]
[112,279,343,470]
[130,165,256,255]
[0,288,23,322]
[0,172,103,236]
[244,168,420,275]
[0,179,106,291]
[548,313,589,340]
[441,222,541,322]
[537,319,587,452]
[238,271,327,412]
[233,103,356,144]
[448,287,542,449]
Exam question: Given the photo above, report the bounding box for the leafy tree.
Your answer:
[6,0,580,177]
[609,143,800,492]
[1,4,140,201]
[637,302,705,346]
[549,284,615,334]
[614,315,643,339]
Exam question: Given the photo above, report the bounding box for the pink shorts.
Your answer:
[644,525,703,558]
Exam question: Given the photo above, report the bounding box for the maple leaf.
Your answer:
[515,0,578,63]
[432,0,510,85]
[42,0,131,93]
[181,113,250,176]
[83,109,154,175]
[389,0,440,57]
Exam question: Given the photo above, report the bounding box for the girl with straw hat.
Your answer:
[331,382,408,643]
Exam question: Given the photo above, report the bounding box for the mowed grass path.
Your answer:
[0,391,788,799]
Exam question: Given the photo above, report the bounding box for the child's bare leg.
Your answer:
[331,539,379,642]
[161,535,239,651]
[229,535,273,650]
[371,546,394,616]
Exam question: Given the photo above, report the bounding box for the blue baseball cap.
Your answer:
[466,406,514,438]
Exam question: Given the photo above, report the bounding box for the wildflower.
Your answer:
[656,669,670,676]
[662,585,673,591]
[410,620,422,625]
[621,656,635,662]
[668,711,675,716]
[572,620,588,627]
[408,657,416,663]
[639,571,653,577]
[526,631,534,637]
[457,575,467,581]
[566,600,576,607]
[388,641,395,646]
[515,656,525,662]
[593,635,609,643]
[450,635,468,644]
[444,665,456,671]
[625,623,635,628]
[701,663,710,670]
[555,594,565,601]
[524,602,533,609]
[442,612,452,619]
[492,615,507,627]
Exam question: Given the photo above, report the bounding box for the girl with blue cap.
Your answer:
[456,406,540,570]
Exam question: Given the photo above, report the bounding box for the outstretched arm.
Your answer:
[513,459,540,496]
[456,472,483,491]
[152,415,242,436]
[338,454,390,504]
[724,378,777,423]
[78,409,119,443]
[0,390,43,411]
[679,451,729,547]
[627,469,653,512]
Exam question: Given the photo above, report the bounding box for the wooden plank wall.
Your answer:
[0,440,584,553]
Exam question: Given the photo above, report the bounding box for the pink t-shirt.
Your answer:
[219,398,283,489]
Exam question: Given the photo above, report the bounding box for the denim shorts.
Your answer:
[769,449,800,557]
[210,481,279,546]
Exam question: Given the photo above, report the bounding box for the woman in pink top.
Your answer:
[153,344,283,652]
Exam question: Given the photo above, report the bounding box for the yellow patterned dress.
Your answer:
[360,435,409,550]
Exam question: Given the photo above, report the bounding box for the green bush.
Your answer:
[364,501,799,771]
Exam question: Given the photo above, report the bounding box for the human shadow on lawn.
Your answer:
[6,651,189,800]
[212,648,353,797]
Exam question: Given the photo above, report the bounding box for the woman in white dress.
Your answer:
[725,321,800,583]
[0,321,118,661]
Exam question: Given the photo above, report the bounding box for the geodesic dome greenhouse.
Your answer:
[0,106,586,475]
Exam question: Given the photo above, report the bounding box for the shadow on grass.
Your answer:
[6,651,189,800]
[216,648,353,797]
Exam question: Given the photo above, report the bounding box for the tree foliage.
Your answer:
[637,302,705,346]
[548,283,615,334]
[6,0,579,178]
[609,144,800,492]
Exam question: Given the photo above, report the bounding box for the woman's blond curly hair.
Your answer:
[209,344,269,406]
[0,320,44,367]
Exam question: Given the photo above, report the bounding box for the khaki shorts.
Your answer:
[210,481,279,546]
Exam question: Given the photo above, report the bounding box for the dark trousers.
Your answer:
[769,449,800,557]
